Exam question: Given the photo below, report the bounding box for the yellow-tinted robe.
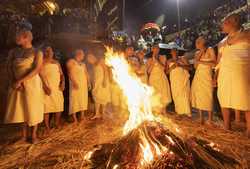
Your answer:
[5,48,44,126]
[92,63,111,105]
[218,39,250,110]
[191,52,213,111]
[69,60,88,114]
[169,61,191,115]
[149,62,172,108]
[40,63,64,113]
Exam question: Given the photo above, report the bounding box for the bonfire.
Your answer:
[84,48,240,169]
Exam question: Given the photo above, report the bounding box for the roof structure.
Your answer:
[0,0,107,16]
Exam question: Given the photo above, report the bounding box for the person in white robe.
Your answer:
[215,14,250,137]
[191,37,216,124]
[110,76,124,113]
[5,30,44,143]
[40,46,65,133]
[148,45,172,114]
[167,49,192,116]
[67,49,89,124]
[87,54,111,119]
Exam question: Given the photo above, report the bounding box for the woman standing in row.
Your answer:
[191,37,216,124]
[40,46,65,133]
[148,45,172,114]
[5,30,44,143]
[167,49,191,116]
[87,54,111,119]
[67,49,89,124]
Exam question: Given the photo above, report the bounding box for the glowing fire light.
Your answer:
[153,142,162,156]
[105,47,160,135]
[140,135,154,165]
[165,135,175,145]
[175,127,181,133]
[84,151,93,161]
[104,47,170,166]
[208,142,220,152]
[113,164,119,169]
[140,143,153,165]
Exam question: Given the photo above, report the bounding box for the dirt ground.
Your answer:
[0,110,249,169]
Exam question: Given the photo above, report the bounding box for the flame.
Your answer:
[140,136,154,165]
[105,47,166,166]
[208,142,220,152]
[175,127,181,133]
[165,135,175,145]
[113,164,119,169]
[153,142,162,156]
[84,151,93,161]
[105,47,159,135]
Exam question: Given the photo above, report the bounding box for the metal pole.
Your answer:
[177,0,181,32]
[122,0,125,30]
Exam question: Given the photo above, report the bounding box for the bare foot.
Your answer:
[91,115,102,120]
[31,137,40,144]
[72,121,78,126]
[186,114,192,119]
[79,116,87,123]
[200,118,205,125]
[43,128,51,137]
[16,137,28,144]
[205,120,215,127]
[222,125,232,132]
[55,124,63,130]
[246,130,250,138]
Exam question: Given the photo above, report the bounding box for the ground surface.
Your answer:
[0,111,249,169]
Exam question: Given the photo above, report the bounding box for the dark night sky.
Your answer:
[125,0,225,34]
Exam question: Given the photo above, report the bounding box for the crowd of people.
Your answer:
[171,0,249,50]
[166,0,248,35]
[3,13,250,144]
[214,0,247,17]
[181,8,249,50]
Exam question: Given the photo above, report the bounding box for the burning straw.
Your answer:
[85,121,240,169]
